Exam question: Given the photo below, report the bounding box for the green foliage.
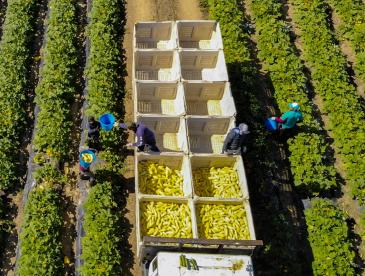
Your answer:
[33,0,78,162]
[80,182,122,275]
[250,0,338,193]
[305,199,356,275]
[86,0,126,171]
[0,0,38,190]
[288,133,337,192]
[86,0,125,117]
[18,184,63,275]
[203,0,306,273]
[327,0,365,82]
[206,0,251,64]
[290,0,365,202]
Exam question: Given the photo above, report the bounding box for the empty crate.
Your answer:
[134,50,180,81]
[184,81,236,116]
[135,82,185,116]
[137,116,188,153]
[136,154,193,197]
[186,117,234,154]
[190,155,249,199]
[177,20,223,49]
[180,50,228,81]
[134,21,177,49]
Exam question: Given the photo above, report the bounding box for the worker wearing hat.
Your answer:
[271,102,303,130]
[222,123,250,155]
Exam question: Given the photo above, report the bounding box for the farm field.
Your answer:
[0,0,364,275]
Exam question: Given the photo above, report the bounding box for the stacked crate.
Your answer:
[133,21,256,257]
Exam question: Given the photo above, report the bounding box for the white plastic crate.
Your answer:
[135,154,193,197]
[136,197,197,257]
[134,50,180,81]
[134,82,185,116]
[136,116,188,153]
[183,81,236,116]
[194,198,256,241]
[177,20,223,49]
[186,117,235,154]
[134,21,177,49]
[190,155,249,199]
[180,50,228,81]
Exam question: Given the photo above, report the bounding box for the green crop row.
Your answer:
[78,0,125,274]
[305,199,355,275]
[32,0,78,162]
[289,0,365,202]
[326,0,365,82]
[80,182,122,275]
[85,0,125,171]
[202,1,306,273]
[18,165,65,275]
[0,0,38,190]
[86,0,124,118]
[249,0,337,193]
[18,0,78,273]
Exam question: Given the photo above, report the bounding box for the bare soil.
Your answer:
[330,9,365,99]
[122,0,204,275]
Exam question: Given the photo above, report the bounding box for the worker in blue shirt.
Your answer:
[121,122,160,152]
[271,102,303,129]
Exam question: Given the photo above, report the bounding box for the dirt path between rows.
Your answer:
[329,8,365,99]
[122,0,204,275]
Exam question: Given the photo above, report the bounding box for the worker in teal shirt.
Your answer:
[272,102,303,130]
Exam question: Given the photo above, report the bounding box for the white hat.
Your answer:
[239,123,250,134]
[289,102,300,110]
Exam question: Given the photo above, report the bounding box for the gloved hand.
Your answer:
[271,117,276,120]
[113,122,119,127]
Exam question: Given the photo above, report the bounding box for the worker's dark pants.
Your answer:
[87,135,101,151]
[138,142,160,153]
[277,126,299,141]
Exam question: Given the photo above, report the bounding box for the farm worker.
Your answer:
[271,102,303,130]
[87,116,101,150]
[121,122,160,152]
[221,123,250,155]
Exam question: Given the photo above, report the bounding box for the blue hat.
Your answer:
[289,102,300,110]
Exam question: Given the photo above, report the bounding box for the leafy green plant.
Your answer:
[305,199,355,275]
[250,0,338,194]
[326,0,365,82]
[33,0,78,162]
[86,0,125,118]
[202,1,306,273]
[0,0,38,190]
[80,182,122,275]
[289,0,365,202]
[18,166,64,275]
[85,0,126,171]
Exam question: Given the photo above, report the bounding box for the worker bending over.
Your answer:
[222,123,250,155]
[122,122,160,152]
[271,102,303,133]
